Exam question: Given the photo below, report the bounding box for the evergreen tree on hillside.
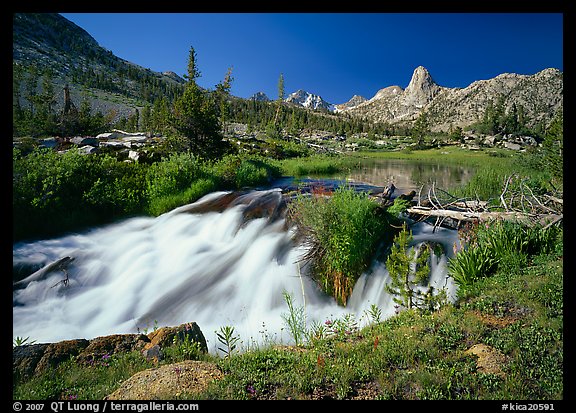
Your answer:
[171,46,225,159]
[214,66,234,127]
[542,110,563,180]
[412,111,429,148]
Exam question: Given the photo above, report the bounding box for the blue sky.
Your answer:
[60,13,563,105]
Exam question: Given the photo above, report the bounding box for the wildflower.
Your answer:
[246,384,256,397]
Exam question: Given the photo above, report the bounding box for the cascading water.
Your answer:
[13,188,459,354]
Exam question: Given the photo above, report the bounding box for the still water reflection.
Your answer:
[321,158,475,196]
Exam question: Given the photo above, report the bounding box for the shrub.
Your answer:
[211,154,281,189]
[288,187,396,305]
[448,219,561,292]
[145,152,206,201]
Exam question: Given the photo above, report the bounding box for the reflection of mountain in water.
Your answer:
[344,159,475,195]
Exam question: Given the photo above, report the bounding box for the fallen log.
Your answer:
[406,206,562,228]
[13,256,75,290]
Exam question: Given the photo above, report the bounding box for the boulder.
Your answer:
[105,360,223,400]
[70,136,98,146]
[142,344,163,363]
[145,322,207,353]
[464,343,507,377]
[504,142,522,151]
[128,150,140,161]
[78,145,98,154]
[13,343,49,381]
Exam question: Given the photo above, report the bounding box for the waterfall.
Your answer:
[13,189,458,353]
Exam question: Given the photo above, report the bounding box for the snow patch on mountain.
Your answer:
[285,89,334,111]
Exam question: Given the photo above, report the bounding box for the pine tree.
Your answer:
[214,66,234,127]
[274,73,285,126]
[542,110,563,180]
[385,222,430,310]
[412,111,429,148]
[171,46,225,158]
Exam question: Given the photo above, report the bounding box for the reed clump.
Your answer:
[287,186,404,305]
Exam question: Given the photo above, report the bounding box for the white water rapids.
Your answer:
[13,189,459,354]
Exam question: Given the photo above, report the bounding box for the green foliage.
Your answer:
[170,45,235,159]
[145,152,205,200]
[281,291,307,347]
[13,148,148,241]
[385,222,431,310]
[449,220,561,293]
[288,187,394,305]
[448,244,497,291]
[170,334,203,361]
[277,154,359,177]
[217,326,240,359]
[211,154,281,189]
[472,98,532,137]
[542,110,563,180]
[171,82,224,158]
[363,303,382,324]
[14,243,562,400]
[412,111,429,147]
[13,336,37,347]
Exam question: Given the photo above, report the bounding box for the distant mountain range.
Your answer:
[250,89,334,111]
[337,65,563,131]
[13,13,563,132]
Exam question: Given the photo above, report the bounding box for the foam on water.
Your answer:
[13,189,458,353]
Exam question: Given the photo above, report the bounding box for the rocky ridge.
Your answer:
[13,13,562,134]
[340,65,563,131]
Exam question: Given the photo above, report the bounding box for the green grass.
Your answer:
[287,187,401,305]
[13,144,562,400]
[14,244,561,400]
[275,154,361,177]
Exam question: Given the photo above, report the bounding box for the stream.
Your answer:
[13,159,473,354]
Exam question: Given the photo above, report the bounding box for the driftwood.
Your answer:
[13,256,75,290]
[406,206,562,228]
[404,175,563,230]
